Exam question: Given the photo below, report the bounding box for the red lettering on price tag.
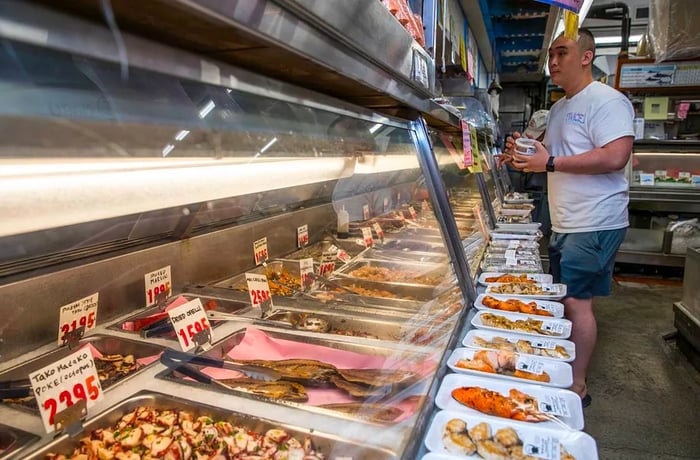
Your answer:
[372,222,384,241]
[362,204,370,221]
[297,224,309,248]
[318,250,336,276]
[299,258,314,290]
[168,298,212,351]
[144,265,172,307]
[253,237,269,265]
[245,273,274,311]
[30,347,103,433]
[408,206,418,219]
[58,293,99,346]
[361,227,373,248]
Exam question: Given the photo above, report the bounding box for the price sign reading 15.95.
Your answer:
[167,298,212,352]
[297,224,309,248]
[30,347,104,433]
[253,237,269,265]
[144,265,172,307]
[58,293,98,346]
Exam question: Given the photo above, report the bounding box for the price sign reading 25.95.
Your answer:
[253,237,269,265]
[144,265,172,307]
[57,293,98,346]
[30,347,104,433]
[245,273,273,312]
[167,298,212,352]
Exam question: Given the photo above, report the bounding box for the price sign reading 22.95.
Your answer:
[57,293,98,346]
[167,298,212,352]
[29,347,104,433]
[144,265,172,307]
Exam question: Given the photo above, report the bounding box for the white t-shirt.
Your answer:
[544,81,634,233]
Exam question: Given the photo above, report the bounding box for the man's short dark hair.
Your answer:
[578,28,596,60]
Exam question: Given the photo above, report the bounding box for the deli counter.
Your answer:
[0,11,495,460]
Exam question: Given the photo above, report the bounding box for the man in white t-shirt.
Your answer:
[504,29,634,407]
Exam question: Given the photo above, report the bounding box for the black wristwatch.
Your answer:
[546,156,556,172]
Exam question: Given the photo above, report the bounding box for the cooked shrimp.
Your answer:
[494,427,520,448]
[475,439,510,460]
[442,418,476,455]
[468,422,491,442]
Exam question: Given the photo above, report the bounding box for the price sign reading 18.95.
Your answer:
[167,298,212,352]
[297,224,309,248]
[58,293,98,346]
[30,347,104,433]
[253,237,269,265]
[144,265,172,307]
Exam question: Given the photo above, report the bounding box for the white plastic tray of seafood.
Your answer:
[490,231,541,241]
[495,222,542,232]
[463,329,576,363]
[485,282,567,300]
[474,293,564,318]
[471,310,572,339]
[488,239,539,250]
[478,273,554,286]
[424,410,597,460]
[435,373,584,430]
[446,348,573,388]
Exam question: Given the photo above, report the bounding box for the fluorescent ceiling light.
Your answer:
[368,123,383,134]
[198,100,216,119]
[161,144,175,157]
[174,130,190,141]
[259,137,278,154]
[595,34,642,45]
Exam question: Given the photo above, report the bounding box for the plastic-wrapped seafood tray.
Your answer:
[488,239,539,250]
[477,273,553,286]
[25,391,396,460]
[484,283,567,300]
[480,261,542,274]
[0,335,163,412]
[425,410,597,459]
[0,424,39,459]
[471,310,572,339]
[462,329,575,363]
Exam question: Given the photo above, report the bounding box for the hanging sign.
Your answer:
[461,120,474,167]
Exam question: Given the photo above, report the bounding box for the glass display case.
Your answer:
[0,23,485,460]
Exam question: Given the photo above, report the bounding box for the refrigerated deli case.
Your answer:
[0,17,491,460]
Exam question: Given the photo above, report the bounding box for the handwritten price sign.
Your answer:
[361,227,373,248]
[299,258,314,290]
[144,265,172,307]
[253,237,269,265]
[30,347,103,433]
[408,206,418,219]
[372,222,384,241]
[245,273,273,314]
[297,224,309,248]
[58,293,98,346]
[362,204,370,220]
[317,250,336,276]
[168,298,212,352]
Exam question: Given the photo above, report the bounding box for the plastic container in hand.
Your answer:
[515,138,537,155]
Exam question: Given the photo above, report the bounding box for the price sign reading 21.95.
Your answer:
[167,298,213,352]
[57,293,98,346]
[29,347,104,433]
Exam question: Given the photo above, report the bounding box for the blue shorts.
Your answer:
[549,229,626,299]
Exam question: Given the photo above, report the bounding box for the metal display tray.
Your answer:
[156,327,432,424]
[25,391,396,460]
[212,259,304,296]
[379,238,445,253]
[286,239,365,264]
[360,248,448,264]
[335,259,451,287]
[0,335,164,411]
[0,423,39,460]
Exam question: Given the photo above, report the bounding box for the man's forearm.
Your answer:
[553,138,632,174]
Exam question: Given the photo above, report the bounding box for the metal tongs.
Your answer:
[160,349,281,382]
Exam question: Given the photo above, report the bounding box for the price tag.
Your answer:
[505,257,518,266]
[522,435,561,460]
[383,197,390,213]
[408,206,418,219]
[245,273,273,314]
[541,321,565,335]
[318,250,336,276]
[362,204,370,220]
[361,227,374,247]
[639,173,655,185]
[58,293,98,346]
[297,224,309,248]
[505,249,517,259]
[532,339,559,350]
[336,249,351,262]
[679,171,691,179]
[654,169,667,178]
[299,258,314,290]
[168,298,213,352]
[538,395,571,418]
[515,357,546,375]
[372,222,384,241]
[144,265,172,307]
[508,240,520,249]
[461,120,473,167]
[253,237,269,265]
[30,347,104,433]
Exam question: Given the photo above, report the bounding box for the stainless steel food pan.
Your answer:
[211,259,304,297]
[0,423,39,460]
[334,259,450,288]
[25,391,396,460]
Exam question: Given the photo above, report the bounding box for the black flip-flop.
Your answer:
[581,394,592,408]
